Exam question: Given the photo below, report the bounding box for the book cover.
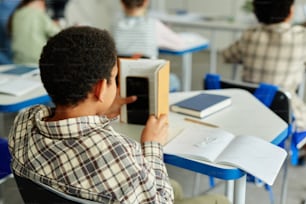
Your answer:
[0,65,39,77]
[0,78,42,96]
[118,58,169,125]
[159,32,209,51]
[170,93,232,118]
[164,125,287,185]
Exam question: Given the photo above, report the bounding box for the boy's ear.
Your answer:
[94,79,107,101]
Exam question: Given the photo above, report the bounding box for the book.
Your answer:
[0,75,9,85]
[0,78,42,96]
[170,93,232,118]
[0,65,39,77]
[177,32,209,50]
[164,125,287,185]
[159,32,209,51]
[118,58,169,125]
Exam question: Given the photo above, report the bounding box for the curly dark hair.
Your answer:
[39,26,117,106]
[121,0,145,9]
[253,0,294,24]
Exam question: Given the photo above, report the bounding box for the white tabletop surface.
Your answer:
[0,65,46,106]
[112,89,287,145]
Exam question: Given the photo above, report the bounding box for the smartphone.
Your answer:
[126,76,149,125]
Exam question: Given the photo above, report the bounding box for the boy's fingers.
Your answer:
[157,114,168,124]
[124,95,137,104]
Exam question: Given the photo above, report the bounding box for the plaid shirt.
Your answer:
[8,105,174,203]
[223,22,306,130]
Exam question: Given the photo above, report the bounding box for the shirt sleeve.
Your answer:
[125,141,174,203]
[42,12,60,37]
[222,36,244,64]
[104,134,174,203]
[142,142,173,202]
[155,19,185,50]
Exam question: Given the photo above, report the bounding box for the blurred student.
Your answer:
[8,0,60,64]
[222,0,306,139]
[112,0,184,92]
[0,0,20,64]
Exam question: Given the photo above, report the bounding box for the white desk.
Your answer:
[112,89,288,204]
[159,39,209,92]
[0,65,50,112]
[152,11,249,74]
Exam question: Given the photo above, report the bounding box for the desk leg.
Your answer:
[182,53,192,91]
[225,180,234,203]
[233,174,246,204]
[209,30,217,73]
[280,153,289,204]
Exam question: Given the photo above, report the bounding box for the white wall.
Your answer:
[64,0,121,30]
[151,0,306,50]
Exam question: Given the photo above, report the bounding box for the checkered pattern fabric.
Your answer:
[223,22,306,130]
[8,105,173,203]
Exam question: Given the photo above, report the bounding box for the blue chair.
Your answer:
[290,130,306,166]
[204,73,292,204]
[0,137,12,203]
[0,0,21,64]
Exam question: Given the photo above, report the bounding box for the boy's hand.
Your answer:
[105,94,137,119]
[141,114,168,145]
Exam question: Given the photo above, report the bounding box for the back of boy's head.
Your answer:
[253,0,294,24]
[121,0,145,9]
[39,26,117,106]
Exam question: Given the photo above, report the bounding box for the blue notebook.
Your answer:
[171,93,232,118]
[1,65,38,76]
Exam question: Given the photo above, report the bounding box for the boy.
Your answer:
[9,26,229,203]
[222,0,306,136]
[9,26,172,203]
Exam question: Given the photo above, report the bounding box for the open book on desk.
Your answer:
[0,78,42,96]
[164,126,287,185]
[0,65,39,77]
[159,32,209,52]
[0,65,42,96]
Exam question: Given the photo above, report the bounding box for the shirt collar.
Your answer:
[35,106,111,139]
[260,22,292,31]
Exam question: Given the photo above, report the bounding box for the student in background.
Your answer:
[222,0,306,138]
[8,0,60,64]
[112,0,184,92]
[0,0,20,64]
[9,26,230,204]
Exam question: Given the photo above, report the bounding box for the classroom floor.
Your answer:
[1,50,306,204]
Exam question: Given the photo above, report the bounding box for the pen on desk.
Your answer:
[184,117,219,128]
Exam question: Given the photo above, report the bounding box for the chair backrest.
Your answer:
[0,138,11,180]
[13,173,101,204]
[203,73,292,124]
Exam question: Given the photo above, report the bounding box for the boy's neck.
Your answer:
[285,5,294,23]
[46,102,100,121]
[124,8,146,17]
[27,0,46,11]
